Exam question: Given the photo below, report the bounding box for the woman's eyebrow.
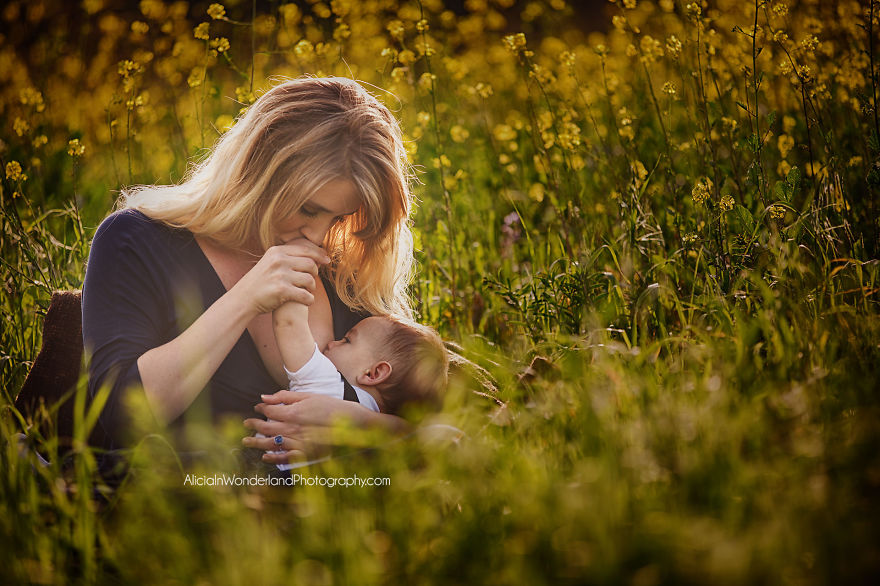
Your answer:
[304,202,358,216]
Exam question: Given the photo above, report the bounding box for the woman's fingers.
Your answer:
[276,240,331,265]
[259,390,309,404]
[262,449,308,465]
[241,433,308,452]
[242,417,297,436]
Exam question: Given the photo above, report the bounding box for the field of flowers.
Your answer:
[2,0,880,583]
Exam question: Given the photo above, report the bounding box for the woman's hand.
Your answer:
[233,239,331,315]
[241,391,411,463]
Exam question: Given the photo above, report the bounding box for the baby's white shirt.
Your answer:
[262,344,379,471]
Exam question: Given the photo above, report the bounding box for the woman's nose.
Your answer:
[301,219,334,246]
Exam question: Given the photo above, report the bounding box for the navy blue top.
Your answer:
[82,209,367,449]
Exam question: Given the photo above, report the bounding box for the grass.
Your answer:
[2,0,880,583]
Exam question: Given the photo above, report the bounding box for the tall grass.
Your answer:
[2,0,879,583]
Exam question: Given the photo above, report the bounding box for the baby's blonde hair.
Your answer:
[121,76,414,317]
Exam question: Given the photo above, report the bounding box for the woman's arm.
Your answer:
[241,391,412,461]
[137,243,330,423]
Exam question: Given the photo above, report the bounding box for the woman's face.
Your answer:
[276,178,360,246]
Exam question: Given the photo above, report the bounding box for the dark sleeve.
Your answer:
[82,211,170,448]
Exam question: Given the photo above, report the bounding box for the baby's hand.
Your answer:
[272,299,309,329]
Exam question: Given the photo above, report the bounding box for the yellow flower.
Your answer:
[662,81,676,96]
[6,161,26,181]
[778,134,795,159]
[666,35,682,60]
[210,37,230,53]
[333,22,350,41]
[769,205,786,220]
[194,22,210,40]
[450,125,470,143]
[472,82,493,98]
[67,139,85,157]
[235,86,256,105]
[13,117,29,137]
[529,183,545,202]
[777,160,791,177]
[503,33,527,53]
[32,134,48,148]
[19,87,45,112]
[131,20,149,34]
[187,67,205,88]
[215,114,235,132]
[416,18,429,33]
[623,0,637,8]
[207,3,226,20]
[719,195,734,211]
[493,124,516,142]
[386,20,405,41]
[691,177,713,205]
[397,49,416,65]
[294,39,314,57]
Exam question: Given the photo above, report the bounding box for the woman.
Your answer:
[82,77,414,460]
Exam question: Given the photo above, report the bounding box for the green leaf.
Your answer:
[735,204,756,234]
[786,165,801,190]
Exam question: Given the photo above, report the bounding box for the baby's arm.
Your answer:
[272,301,316,372]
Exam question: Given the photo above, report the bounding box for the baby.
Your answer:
[271,300,448,415]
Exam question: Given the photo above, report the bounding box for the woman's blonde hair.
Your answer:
[120,76,414,317]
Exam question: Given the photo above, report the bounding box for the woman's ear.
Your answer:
[357,361,392,386]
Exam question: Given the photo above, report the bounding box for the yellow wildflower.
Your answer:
[666,35,682,60]
[5,161,26,181]
[662,81,676,96]
[691,177,713,205]
[194,22,210,40]
[623,0,637,9]
[493,124,516,142]
[32,134,48,148]
[769,205,786,219]
[416,19,429,33]
[719,195,734,211]
[387,20,405,41]
[13,117,29,137]
[503,33,528,53]
[210,37,230,53]
[529,183,545,202]
[131,20,149,34]
[778,134,795,159]
[294,39,314,57]
[398,49,416,65]
[187,66,205,88]
[67,139,85,157]
[19,87,45,112]
[207,3,226,20]
[450,125,470,143]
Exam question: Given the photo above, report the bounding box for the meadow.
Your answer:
[2,0,880,583]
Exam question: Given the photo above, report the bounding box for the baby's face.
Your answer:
[323,316,390,384]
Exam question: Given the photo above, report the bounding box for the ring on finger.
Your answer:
[273,435,284,446]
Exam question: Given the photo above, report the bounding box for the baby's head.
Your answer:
[323,316,448,415]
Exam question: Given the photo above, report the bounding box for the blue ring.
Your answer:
[273,435,283,446]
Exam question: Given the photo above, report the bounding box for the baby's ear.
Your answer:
[357,361,392,386]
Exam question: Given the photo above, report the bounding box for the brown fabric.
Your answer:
[14,290,98,444]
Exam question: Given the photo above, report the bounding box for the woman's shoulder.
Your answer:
[92,208,184,248]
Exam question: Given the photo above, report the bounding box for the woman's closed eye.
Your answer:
[300,206,319,218]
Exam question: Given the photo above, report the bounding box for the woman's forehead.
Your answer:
[306,178,360,215]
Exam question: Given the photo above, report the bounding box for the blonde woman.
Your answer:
[82,77,416,459]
